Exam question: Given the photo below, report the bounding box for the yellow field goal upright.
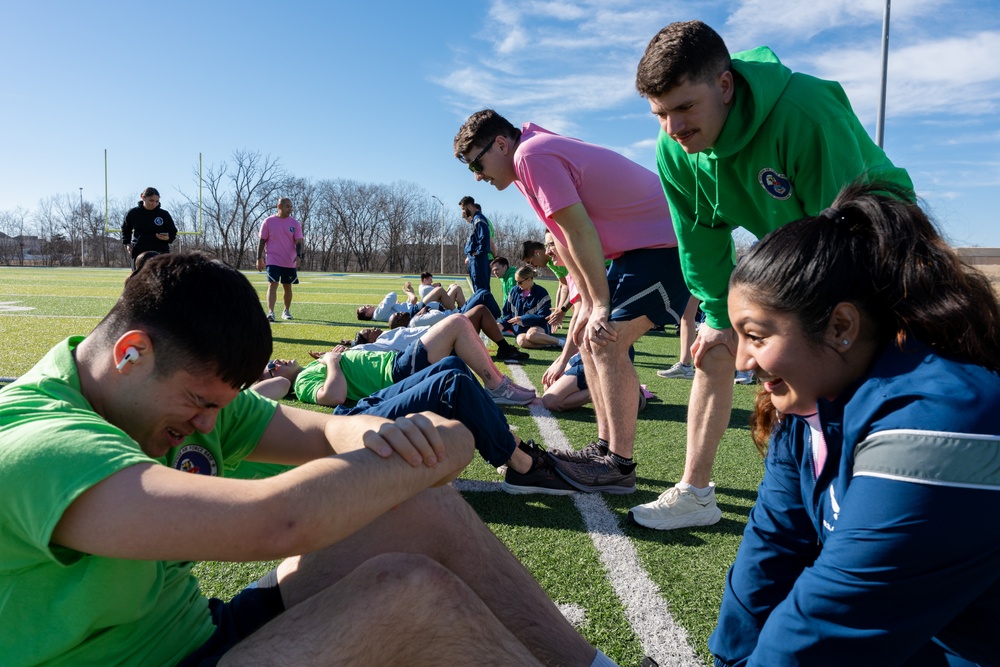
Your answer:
[104,149,204,236]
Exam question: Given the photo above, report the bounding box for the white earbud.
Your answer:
[116,346,139,370]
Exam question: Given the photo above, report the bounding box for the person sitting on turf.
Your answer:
[266,314,536,407]
[334,356,574,496]
[0,252,618,666]
[708,182,1000,666]
[500,266,563,349]
[491,256,518,303]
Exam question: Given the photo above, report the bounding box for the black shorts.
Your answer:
[265,265,299,284]
[177,570,285,667]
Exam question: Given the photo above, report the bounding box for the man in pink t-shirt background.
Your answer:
[256,197,304,322]
[454,109,694,497]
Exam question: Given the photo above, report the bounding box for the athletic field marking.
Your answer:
[461,366,702,666]
[0,301,35,313]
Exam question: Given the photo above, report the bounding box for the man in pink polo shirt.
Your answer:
[454,109,693,495]
[256,197,304,322]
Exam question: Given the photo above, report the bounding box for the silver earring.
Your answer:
[842,339,850,345]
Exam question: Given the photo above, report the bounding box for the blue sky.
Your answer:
[2,0,998,245]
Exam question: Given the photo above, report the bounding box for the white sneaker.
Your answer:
[486,376,536,405]
[657,362,694,379]
[266,311,275,322]
[628,483,722,530]
[734,370,755,385]
[281,309,293,320]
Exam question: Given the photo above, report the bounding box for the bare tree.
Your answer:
[200,150,288,267]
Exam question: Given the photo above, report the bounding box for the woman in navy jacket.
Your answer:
[500,266,562,349]
[710,181,1000,666]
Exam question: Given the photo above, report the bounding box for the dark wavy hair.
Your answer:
[93,252,272,390]
[733,180,1000,452]
[453,109,522,160]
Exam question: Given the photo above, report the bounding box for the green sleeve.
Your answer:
[293,359,327,405]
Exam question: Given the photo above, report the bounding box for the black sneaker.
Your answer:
[551,454,637,494]
[502,440,577,496]
[547,441,607,464]
[494,346,530,364]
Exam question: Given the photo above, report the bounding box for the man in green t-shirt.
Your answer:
[0,253,615,667]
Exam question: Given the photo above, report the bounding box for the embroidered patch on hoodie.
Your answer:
[758,168,792,200]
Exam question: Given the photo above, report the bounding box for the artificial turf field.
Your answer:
[0,265,766,666]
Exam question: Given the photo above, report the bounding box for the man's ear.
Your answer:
[825,302,862,352]
[113,331,152,373]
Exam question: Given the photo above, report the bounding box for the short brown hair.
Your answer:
[454,109,521,160]
[635,21,731,98]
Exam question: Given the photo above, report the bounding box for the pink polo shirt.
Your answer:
[513,123,676,258]
[259,215,303,268]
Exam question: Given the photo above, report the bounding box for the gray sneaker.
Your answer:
[266,311,275,322]
[486,376,536,405]
[734,370,755,385]
[628,483,722,530]
[281,309,293,320]
[657,362,694,379]
[547,440,607,464]
[551,454,636,494]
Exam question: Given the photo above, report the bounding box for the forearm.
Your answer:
[315,356,348,406]
[55,428,475,563]
[551,203,609,309]
[256,239,267,261]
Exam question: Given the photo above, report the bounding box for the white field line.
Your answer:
[455,366,702,667]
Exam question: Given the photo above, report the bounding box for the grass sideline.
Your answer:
[0,266,765,666]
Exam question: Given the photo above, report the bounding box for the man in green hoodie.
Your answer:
[630,21,913,530]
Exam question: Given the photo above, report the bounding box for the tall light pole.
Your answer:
[79,187,85,267]
[430,195,445,274]
[875,0,891,148]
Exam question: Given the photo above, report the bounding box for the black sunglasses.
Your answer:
[266,360,277,378]
[466,139,496,173]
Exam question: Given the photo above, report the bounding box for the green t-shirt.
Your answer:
[547,260,569,280]
[293,350,396,404]
[0,337,277,666]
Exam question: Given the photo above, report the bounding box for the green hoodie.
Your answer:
[656,46,913,329]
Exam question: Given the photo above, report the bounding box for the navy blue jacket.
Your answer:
[711,340,1000,666]
[500,283,551,335]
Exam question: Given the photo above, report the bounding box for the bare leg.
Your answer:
[519,327,561,349]
[681,344,734,487]
[448,283,467,308]
[679,297,699,365]
[464,304,504,342]
[422,285,457,310]
[266,282,278,313]
[421,316,505,390]
[542,374,591,412]
[282,283,293,311]
[271,486,597,667]
[585,317,652,458]
[578,350,609,442]
[222,553,546,667]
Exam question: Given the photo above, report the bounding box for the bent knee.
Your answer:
[541,393,564,411]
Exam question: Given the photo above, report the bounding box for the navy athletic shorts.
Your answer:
[607,247,688,327]
[391,340,431,382]
[177,569,284,667]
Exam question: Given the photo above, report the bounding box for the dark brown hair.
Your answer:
[454,109,521,159]
[734,180,1000,452]
[635,21,731,98]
